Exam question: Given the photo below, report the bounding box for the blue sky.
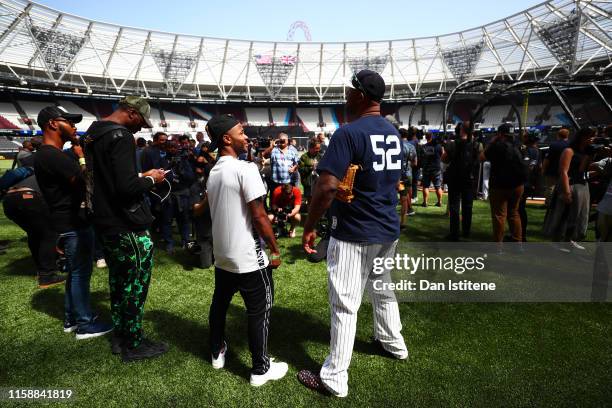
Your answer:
[36,0,541,42]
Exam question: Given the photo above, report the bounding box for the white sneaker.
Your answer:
[96,259,107,268]
[569,240,585,251]
[250,359,288,387]
[211,342,227,369]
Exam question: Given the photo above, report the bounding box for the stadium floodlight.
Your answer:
[347,55,389,74]
[29,25,84,75]
[535,13,581,74]
[441,41,485,83]
[254,54,297,99]
[151,49,196,94]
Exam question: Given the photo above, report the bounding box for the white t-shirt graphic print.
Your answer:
[207,155,269,273]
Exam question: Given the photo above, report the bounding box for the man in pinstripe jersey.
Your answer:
[205,114,288,387]
[298,70,409,398]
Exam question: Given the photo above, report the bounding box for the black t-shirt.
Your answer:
[544,140,569,177]
[34,144,86,232]
[484,140,526,189]
[422,141,442,174]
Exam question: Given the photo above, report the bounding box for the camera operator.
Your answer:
[166,139,196,251]
[298,137,322,209]
[268,183,302,238]
[141,132,173,251]
[190,153,214,268]
[253,137,272,191]
[262,132,299,203]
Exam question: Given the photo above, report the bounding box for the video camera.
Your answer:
[273,206,292,238]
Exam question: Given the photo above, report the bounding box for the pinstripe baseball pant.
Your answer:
[320,237,407,397]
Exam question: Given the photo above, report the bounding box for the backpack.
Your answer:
[449,140,480,182]
[0,166,33,191]
[520,145,541,194]
[401,141,416,176]
[506,142,529,185]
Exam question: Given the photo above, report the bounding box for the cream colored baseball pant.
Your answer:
[320,237,408,397]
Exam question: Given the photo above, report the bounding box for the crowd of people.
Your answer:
[0,67,611,396]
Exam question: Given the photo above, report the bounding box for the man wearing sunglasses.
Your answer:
[299,70,408,398]
[83,96,168,362]
[34,105,114,338]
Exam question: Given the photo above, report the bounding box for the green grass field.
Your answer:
[0,159,611,407]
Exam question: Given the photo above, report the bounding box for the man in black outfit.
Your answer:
[442,122,483,241]
[35,105,113,338]
[84,96,168,362]
[190,154,214,268]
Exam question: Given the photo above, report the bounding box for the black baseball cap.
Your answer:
[349,69,386,103]
[206,114,240,151]
[37,106,82,129]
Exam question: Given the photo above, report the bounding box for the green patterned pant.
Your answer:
[102,231,153,349]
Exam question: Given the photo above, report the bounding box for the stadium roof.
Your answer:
[0,0,610,102]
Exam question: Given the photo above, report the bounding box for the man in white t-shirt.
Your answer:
[205,114,287,387]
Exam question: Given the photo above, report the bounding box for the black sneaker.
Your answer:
[38,272,67,289]
[122,339,169,363]
[113,335,166,355]
[111,333,123,354]
[435,202,442,207]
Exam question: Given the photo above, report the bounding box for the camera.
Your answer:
[185,240,202,254]
[273,207,292,238]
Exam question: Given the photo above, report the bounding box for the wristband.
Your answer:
[270,253,281,261]
[145,176,155,184]
[78,157,86,166]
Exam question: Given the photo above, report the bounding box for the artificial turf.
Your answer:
[0,159,610,407]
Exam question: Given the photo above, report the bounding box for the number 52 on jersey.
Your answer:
[370,135,401,171]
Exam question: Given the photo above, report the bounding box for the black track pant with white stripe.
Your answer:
[320,237,407,397]
[209,266,274,375]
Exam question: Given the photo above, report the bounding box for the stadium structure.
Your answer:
[0,0,610,152]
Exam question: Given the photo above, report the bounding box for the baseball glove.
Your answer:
[336,164,360,203]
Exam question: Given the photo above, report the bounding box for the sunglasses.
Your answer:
[351,73,368,96]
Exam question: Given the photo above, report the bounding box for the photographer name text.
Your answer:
[374,279,496,291]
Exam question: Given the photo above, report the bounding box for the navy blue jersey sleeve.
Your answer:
[317,128,352,180]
